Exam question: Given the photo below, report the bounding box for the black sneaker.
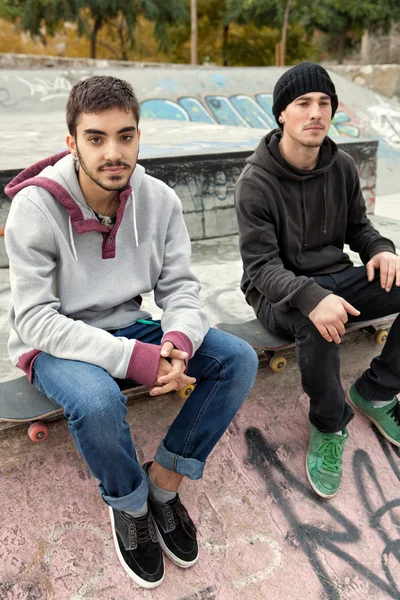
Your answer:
[148,494,199,568]
[109,507,164,588]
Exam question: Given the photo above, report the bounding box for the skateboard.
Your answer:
[215,314,398,373]
[0,377,195,442]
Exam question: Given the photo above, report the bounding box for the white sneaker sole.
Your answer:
[153,520,199,568]
[109,507,164,589]
[347,390,400,448]
[305,456,339,499]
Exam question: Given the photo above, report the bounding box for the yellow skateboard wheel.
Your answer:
[375,329,388,344]
[178,384,195,398]
[269,356,287,372]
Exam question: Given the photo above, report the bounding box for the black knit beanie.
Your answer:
[272,62,338,127]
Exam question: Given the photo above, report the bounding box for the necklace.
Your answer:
[94,194,118,227]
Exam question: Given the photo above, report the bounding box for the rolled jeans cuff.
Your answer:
[99,470,148,511]
[154,439,205,480]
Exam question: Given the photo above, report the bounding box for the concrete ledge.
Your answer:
[0,138,378,262]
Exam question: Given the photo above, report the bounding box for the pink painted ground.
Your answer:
[0,330,399,600]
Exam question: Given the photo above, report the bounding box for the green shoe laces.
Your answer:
[388,402,400,426]
[318,437,345,473]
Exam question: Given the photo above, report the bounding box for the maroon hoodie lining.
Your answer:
[5,151,134,257]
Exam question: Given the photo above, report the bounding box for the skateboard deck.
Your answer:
[0,377,147,440]
[0,375,195,441]
[216,314,397,372]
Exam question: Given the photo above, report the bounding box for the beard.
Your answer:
[301,140,323,148]
[75,144,137,192]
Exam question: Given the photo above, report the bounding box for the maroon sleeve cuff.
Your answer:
[162,331,193,356]
[126,341,161,388]
[161,331,193,371]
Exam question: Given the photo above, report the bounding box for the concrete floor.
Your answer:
[0,220,399,599]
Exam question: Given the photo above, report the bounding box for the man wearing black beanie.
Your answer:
[235,62,400,499]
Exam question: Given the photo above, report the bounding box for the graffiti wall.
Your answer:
[141,139,377,239]
[0,73,360,138]
[3,64,397,236]
[141,94,360,139]
[0,138,377,243]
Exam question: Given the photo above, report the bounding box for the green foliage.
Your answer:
[2,0,400,64]
[0,0,23,20]
[222,22,314,66]
[0,0,188,56]
[313,0,400,35]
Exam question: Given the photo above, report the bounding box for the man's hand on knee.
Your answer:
[366,251,400,293]
[149,342,196,397]
[308,295,360,344]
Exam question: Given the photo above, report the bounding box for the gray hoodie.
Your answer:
[5,151,209,387]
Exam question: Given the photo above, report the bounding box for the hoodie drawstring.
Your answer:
[323,173,327,235]
[301,182,308,248]
[301,175,328,247]
[131,190,138,248]
[68,217,78,261]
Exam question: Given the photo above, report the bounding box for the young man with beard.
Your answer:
[235,62,400,499]
[5,75,258,588]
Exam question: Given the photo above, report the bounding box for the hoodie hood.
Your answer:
[246,128,338,181]
[246,129,338,242]
[6,151,145,258]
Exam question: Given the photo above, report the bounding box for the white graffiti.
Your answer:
[202,532,282,589]
[368,96,400,147]
[16,75,72,102]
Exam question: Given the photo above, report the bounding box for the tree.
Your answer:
[224,0,316,65]
[309,0,400,64]
[1,0,188,59]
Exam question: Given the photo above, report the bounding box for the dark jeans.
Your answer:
[258,266,400,433]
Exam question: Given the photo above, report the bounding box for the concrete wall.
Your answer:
[331,64,400,102]
[0,139,378,245]
[0,63,396,204]
[2,51,400,102]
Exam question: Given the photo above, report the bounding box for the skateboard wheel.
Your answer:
[28,422,49,442]
[375,329,388,344]
[178,384,195,399]
[269,356,287,372]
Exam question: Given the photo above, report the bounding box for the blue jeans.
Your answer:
[33,322,258,511]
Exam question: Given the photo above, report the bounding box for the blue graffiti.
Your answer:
[179,97,215,123]
[140,94,360,138]
[329,111,360,138]
[141,99,189,121]
[230,95,274,129]
[210,73,227,88]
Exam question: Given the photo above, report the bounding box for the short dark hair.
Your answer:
[66,75,140,136]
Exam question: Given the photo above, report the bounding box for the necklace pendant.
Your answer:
[102,216,113,227]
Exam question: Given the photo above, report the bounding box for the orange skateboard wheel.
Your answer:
[28,421,49,442]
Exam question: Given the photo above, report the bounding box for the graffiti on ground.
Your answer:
[245,426,400,599]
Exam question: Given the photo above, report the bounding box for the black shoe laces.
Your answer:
[388,402,400,426]
[172,499,197,539]
[127,514,156,546]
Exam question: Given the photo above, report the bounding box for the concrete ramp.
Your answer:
[0,232,399,600]
[0,332,399,600]
[0,65,399,203]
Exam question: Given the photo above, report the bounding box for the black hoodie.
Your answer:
[235,129,396,317]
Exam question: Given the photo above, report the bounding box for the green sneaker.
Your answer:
[348,384,400,447]
[306,424,348,498]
